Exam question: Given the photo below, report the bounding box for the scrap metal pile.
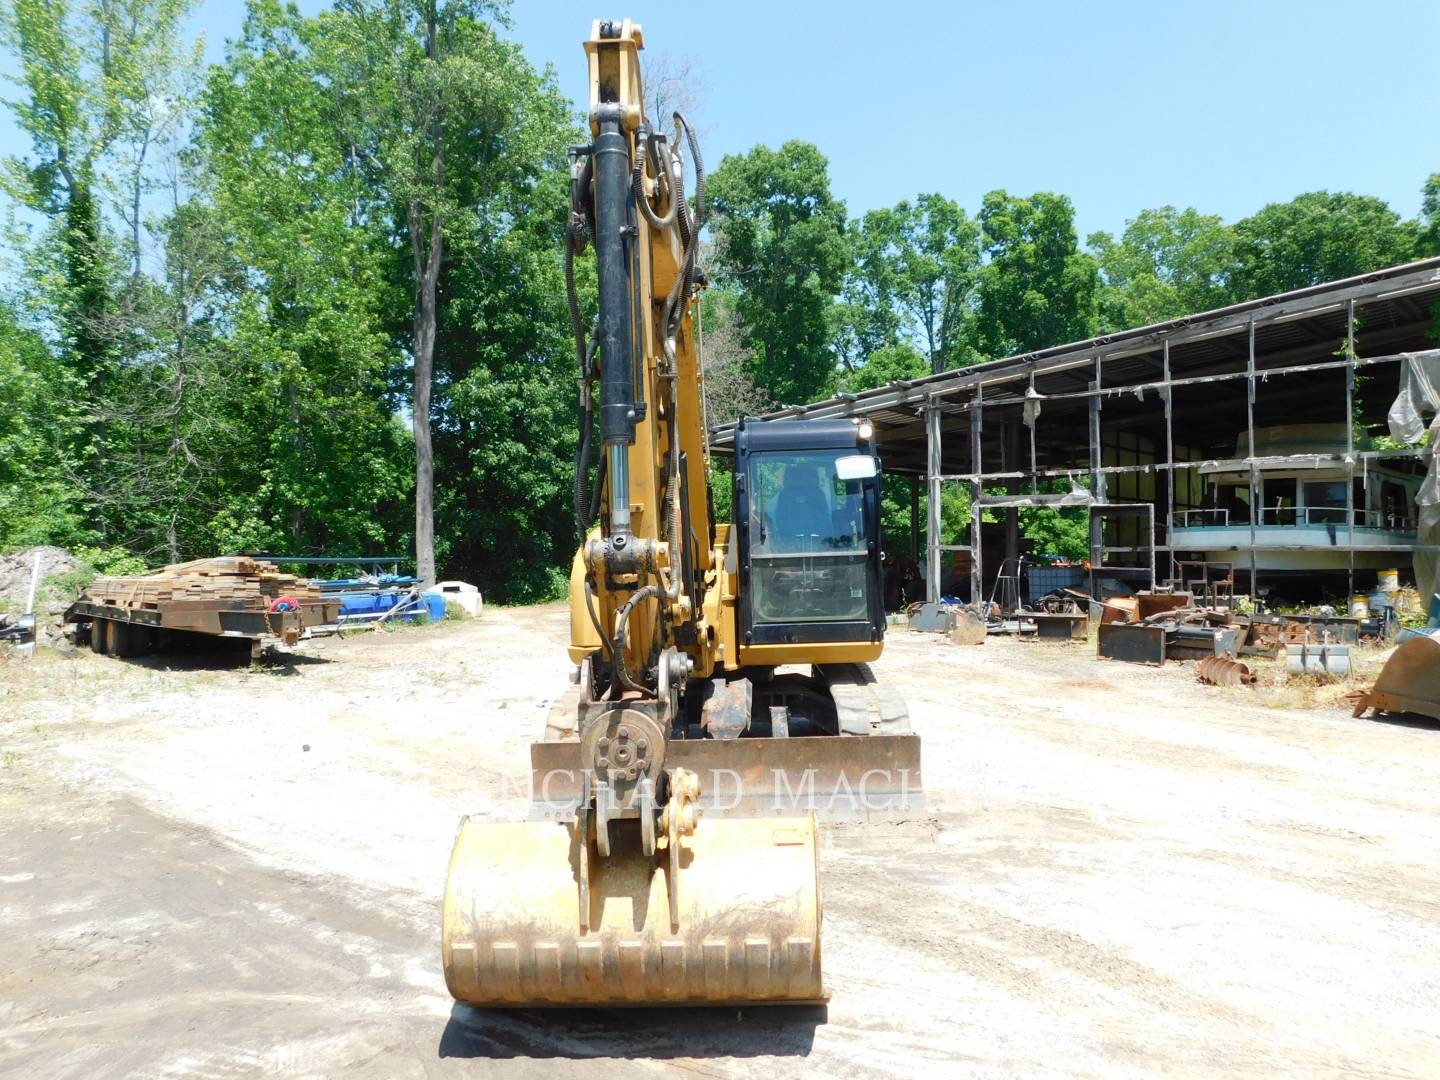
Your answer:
[1095,591,1282,679]
[983,587,1090,640]
[1093,590,1394,684]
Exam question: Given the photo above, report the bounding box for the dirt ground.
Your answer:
[2,607,1439,1079]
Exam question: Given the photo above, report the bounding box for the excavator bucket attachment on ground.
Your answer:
[442,815,824,1007]
[1351,631,1440,722]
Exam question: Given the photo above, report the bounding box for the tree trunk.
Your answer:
[289,379,303,543]
[410,3,443,589]
[412,227,438,587]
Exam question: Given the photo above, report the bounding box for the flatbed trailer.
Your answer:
[62,556,340,660]
[65,597,338,659]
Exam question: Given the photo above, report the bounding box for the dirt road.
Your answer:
[2,607,1439,1078]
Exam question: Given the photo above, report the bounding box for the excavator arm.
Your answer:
[567,18,717,692]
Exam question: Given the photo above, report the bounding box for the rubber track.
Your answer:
[815,663,911,737]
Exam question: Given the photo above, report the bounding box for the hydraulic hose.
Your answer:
[612,584,660,693]
[632,125,678,231]
[584,577,616,688]
[564,154,593,373]
[661,111,705,363]
[568,151,603,538]
[573,331,601,535]
[673,112,704,249]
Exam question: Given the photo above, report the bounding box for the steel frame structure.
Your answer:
[711,259,1440,606]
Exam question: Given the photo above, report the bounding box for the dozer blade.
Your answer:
[442,814,824,1007]
[529,734,923,820]
[1352,631,1440,721]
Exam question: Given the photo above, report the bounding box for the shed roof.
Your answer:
[708,257,1440,475]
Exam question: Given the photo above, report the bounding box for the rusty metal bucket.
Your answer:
[442,813,824,1007]
[1351,631,1440,721]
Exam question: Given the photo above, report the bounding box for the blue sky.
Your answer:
[3,0,1437,242]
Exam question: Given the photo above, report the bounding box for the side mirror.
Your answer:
[835,454,877,481]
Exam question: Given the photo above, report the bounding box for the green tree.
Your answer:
[199,0,578,599]
[698,288,773,426]
[324,0,579,600]
[834,208,906,372]
[1019,493,1089,561]
[888,194,981,371]
[837,341,927,394]
[707,141,850,405]
[81,201,248,561]
[1229,191,1418,301]
[316,0,531,586]
[197,0,412,557]
[1089,206,1233,330]
[1419,173,1440,258]
[837,195,980,376]
[0,301,86,545]
[973,190,1100,357]
[432,87,584,601]
[1,0,200,539]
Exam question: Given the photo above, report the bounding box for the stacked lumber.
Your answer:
[84,556,327,611]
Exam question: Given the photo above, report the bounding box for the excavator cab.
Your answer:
[735,418,885,648]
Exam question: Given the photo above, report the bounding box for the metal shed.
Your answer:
[710,258,1440,607]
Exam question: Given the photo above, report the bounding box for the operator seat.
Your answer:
[771,467,829,548]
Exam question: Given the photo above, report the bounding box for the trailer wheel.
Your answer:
[92,618,111,655]
[112,620,134,657]
[126,624,154,657]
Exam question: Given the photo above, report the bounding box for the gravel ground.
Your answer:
[1,607,1438,1078]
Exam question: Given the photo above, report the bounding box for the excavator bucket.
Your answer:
[442,814,824,1007]
[1351,630,1440,722]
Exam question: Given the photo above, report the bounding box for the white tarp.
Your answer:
[1386,349,1440,602]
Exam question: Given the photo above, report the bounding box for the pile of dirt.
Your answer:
[0,546,85,613]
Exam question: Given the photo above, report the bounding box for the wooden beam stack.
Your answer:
[85,557,327,611]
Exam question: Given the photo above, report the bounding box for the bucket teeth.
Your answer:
[442,816,825,1007]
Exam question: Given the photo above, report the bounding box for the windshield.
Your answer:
[749,451,866,555]
[747,449,870,624]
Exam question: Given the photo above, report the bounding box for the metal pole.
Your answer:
[925,400,942,603]
[1003,419,1020,573]
[970,389,985,609]
[23,550,40,619]
[1028,364,1038,495]
[909,474,920,565]
[1247,318,1258,606]
[18,550,40,656]
[1088,355,1104,604]
[1346,297,1357,600]
[1163,338,1175,587]
[1147,505,1156,590]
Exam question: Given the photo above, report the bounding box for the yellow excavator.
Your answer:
[442,18,921,1007]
